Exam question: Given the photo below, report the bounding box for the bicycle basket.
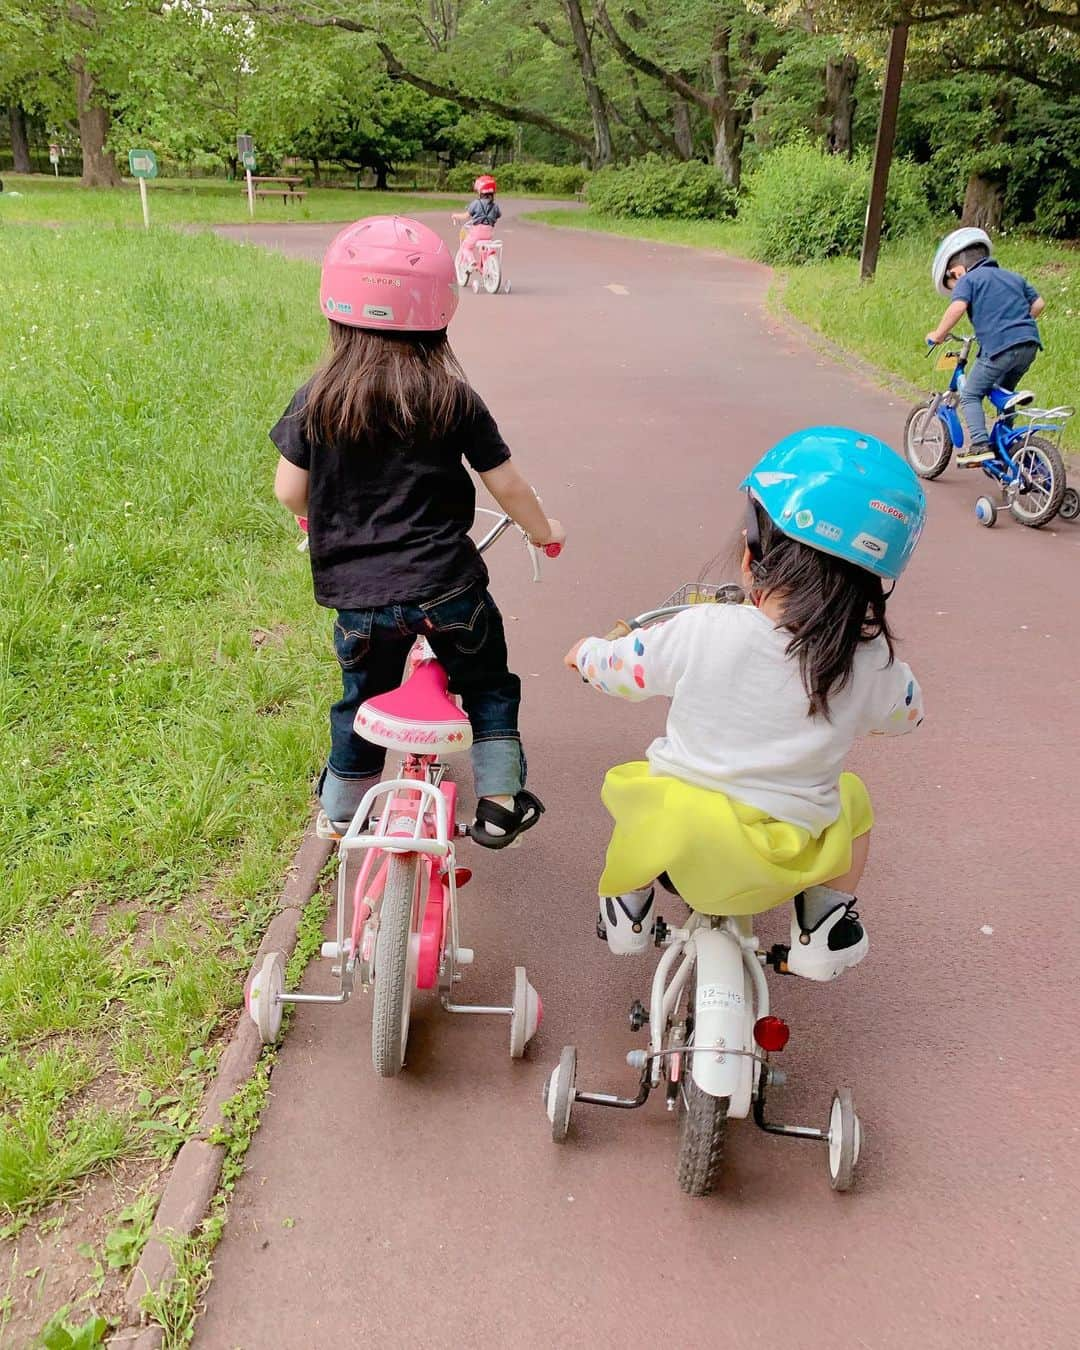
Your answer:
[661,582,746,608]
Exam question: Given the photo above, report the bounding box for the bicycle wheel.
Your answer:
[454,252,470,288]
[904,401,952,479]
[371,853,422,1078]
[482,251,502,294]
[1008,436,1066,527]
[676,1073,728,1197]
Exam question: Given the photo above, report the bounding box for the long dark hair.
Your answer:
[747,498,895,719]
[303,321,472,447]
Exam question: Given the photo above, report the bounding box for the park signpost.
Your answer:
[128,148,158,229]
[238,134,256,216]
[49,143,60,176]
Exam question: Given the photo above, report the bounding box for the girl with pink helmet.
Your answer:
[272,215,564,846]
[451,174,501,273]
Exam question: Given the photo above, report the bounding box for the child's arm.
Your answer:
[274,456,309,515]
[565,614,688,704]
[926,300,968,346]
[864,659,925,737]
[478,461,563,547]
[1030,295,1045,319]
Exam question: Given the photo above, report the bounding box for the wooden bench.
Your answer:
[252,188,307,203]
[241,175,307,204]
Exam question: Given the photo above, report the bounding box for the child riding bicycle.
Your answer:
[451,174,501,274]
[565,427,926,981]
[270,214,563,848]
[926,227,1046,467]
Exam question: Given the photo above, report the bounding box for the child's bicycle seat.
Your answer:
[355,660,473,756]
[990,386,1035,414]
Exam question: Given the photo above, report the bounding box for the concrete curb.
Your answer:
[112,821,333,1342]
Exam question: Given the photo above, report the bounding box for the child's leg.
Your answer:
[958,348,1023,462]
[321,609,412,825]
[412,584,541,848]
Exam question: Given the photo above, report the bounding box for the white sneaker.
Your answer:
[784,894,868,982]
[596,889,655,956]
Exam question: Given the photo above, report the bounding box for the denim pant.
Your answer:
[961,341,1039,446]
[321,580,524,821]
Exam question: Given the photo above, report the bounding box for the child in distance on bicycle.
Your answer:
[926,227,1045,467]
[451,174,501,272]
[272,215,563,848]
[564,428,926,982]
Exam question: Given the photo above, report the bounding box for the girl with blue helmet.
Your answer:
[565,427,926,981]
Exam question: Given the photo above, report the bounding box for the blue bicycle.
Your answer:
[904,335,1076,528]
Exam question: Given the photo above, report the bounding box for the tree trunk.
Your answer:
[961,173,1005,230]
[710,102,745,188]
[562,0,612,167]
[9,105,32,173]
[672,96,693,159]
[312,155,320,184]
[73,58,121,186]
[822,55,858,157]
[374,161,390,190]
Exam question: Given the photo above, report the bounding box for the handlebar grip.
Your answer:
[543,542,563,558]
[296,516,309,533]
[605,620,632,641]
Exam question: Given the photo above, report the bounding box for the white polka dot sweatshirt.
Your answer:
[575,603,923,836]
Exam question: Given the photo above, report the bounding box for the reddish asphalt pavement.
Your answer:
[199,203,1080,1349]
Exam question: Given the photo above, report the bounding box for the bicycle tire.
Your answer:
[904,401,952,479]
[1008,435,1066,527]
[371,853,421,1078]
[676,1074,728,1197]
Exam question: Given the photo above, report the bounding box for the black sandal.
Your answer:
[469,790,546,850]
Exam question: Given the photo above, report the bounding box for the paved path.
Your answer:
[202,203,1080,1348]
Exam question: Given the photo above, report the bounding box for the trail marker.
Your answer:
[128,148,158,229]
[49,143,60,176]
[238,134,255,216]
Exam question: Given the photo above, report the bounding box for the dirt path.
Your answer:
[200,203,1080,1349]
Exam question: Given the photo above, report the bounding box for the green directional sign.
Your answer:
[128,149,158,180]
[241,150,257,171]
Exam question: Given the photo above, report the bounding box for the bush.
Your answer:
[740,141,931,265]
[586,154,737,220]
[445,161,588,196]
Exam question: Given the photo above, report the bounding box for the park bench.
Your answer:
[241,175,307,204]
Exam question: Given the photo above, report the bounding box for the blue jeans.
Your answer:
[960,342,1039,446]
[320,581,524,821]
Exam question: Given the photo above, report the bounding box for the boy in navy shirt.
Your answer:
[927,227,1046,465]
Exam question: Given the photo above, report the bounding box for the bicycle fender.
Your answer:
[690,928,755,1118]
[940,405,963,448]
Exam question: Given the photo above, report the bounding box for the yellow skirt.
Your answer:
[598,761,873,916]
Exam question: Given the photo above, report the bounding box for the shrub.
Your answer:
[445,161,588,196]
[586,154,737,220]
[740,141,931,265]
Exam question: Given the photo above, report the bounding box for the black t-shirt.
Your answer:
[271,381,510,608]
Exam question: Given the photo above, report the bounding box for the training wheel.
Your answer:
[827,1087,861,1191]
[1059,486,1080,521]
[504,280,512,294]
[974,495,997,528]
[247,951,285,1044]
[544,1045,577,1142]
[509,965,542,1058]
[471,276,481,294]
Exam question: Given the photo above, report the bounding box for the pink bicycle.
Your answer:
[247,510,557,1076]
[454,222,509,295]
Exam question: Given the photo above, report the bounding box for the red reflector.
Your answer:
[454,867,473,888]
[753,1016,790,1052]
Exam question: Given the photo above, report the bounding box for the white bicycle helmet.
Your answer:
[931,227,991,296]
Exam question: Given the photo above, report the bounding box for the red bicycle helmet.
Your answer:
[474,175,497,195]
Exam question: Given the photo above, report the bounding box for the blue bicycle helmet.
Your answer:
[739,426,926,581]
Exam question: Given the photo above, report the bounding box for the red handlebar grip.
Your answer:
[544,542,563,558]
[297,516,309,533]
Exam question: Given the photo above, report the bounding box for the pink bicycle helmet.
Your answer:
[474,174,497,195]
[319,216,458,331]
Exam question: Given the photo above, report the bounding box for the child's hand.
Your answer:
[564,639,587,672]
[531,517,566,549]
[925,332,940,347]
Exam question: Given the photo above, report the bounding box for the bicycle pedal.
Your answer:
[766,943,791,974]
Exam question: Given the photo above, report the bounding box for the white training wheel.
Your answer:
[1059,486,1080,521]
[247,951,285,1044]
[974,495,997,527]
[471,276,481,294]
[827,1087,861,1191]
[509,965,542,1059]
[544,1045,577,1142]
[504,280,512,294]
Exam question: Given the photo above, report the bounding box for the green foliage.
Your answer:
[586,154,737,219]
[741,141,930,264]
[38,1308,109,1349]
[446,161,589,196]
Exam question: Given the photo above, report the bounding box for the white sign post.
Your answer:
[49,143,60,177]
[128,149,158,229]
[237,135,255,217]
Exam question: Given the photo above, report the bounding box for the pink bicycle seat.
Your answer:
[355,660,472,756]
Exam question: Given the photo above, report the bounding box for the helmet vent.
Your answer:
[407,253,421,266]
[855,438,868,449]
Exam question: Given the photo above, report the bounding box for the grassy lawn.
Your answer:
[0,174,458,227]
[529,208,1078,451]
[0,224,332,1331]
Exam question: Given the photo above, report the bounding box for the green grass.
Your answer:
[530,208,1078,451]
[0,174,457,227]
[527,206,753,257]
[0,224,331,1217]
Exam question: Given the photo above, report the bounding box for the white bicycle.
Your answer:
[542,583,862,1196]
